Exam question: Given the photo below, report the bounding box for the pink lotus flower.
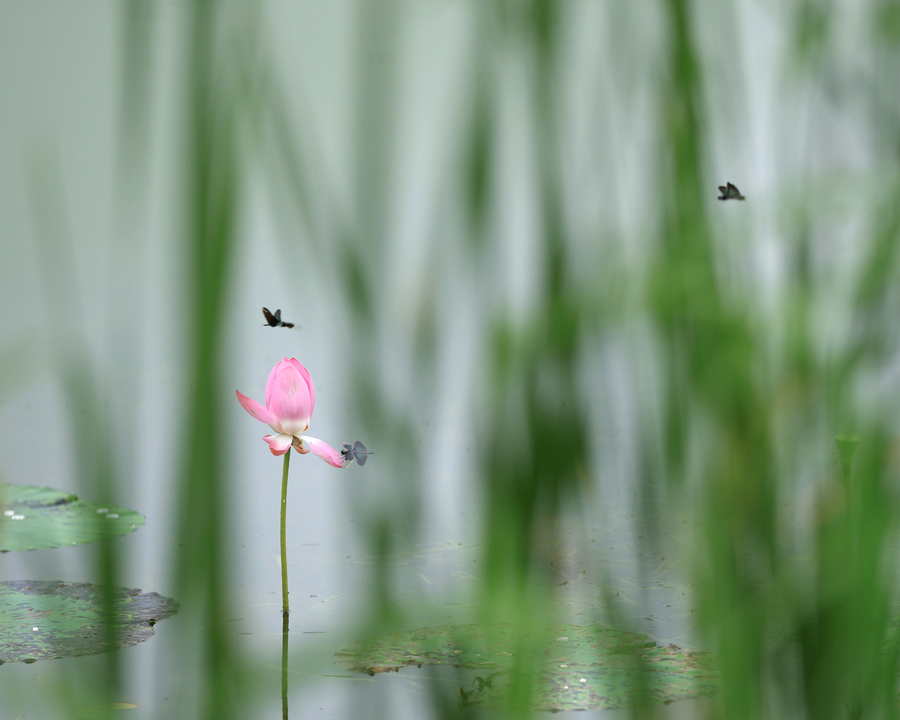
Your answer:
[236,358,344,468]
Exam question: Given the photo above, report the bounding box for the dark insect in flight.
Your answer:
[340,441,372,467]
[718,182,745,201]
[262,307,295,328]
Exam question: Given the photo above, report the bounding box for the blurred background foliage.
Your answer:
[2,0,900,718]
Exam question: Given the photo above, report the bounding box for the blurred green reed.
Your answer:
[12,0,900,718]
[25,149,124,715]
[171,2,244,719]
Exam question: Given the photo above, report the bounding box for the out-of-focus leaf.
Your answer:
[335,623,720,710]
[0,581,177,664]
[0,484,144,552]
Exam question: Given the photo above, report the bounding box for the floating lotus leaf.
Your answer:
[0,484,144,552]
[0,581,178,664]
[335,623,720,711]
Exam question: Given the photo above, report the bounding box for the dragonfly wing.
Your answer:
[353,441,369,466]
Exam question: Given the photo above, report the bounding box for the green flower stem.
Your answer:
[281,450,291,618]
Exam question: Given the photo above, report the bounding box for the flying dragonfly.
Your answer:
[718,182,745,201]
[340,441,372,468]
[262,307,295,328]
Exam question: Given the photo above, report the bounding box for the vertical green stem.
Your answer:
[281,450,291,618]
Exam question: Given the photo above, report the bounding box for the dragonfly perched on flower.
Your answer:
[340,441,372,468]
[262,307,295,328]
[718,182,745,201]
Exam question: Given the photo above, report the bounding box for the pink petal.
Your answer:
[300,436,344,468]
[265,360,312,435]
[236,390,277,426]
[289,359,316,417]
[264,361,284,409]
[265,359,314,413]
[264,433,293,456]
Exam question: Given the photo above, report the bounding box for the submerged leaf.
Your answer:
[335,623,719,711]
[0,581,178,664]
[0,484,144,552]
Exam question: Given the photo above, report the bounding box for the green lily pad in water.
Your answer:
[335,623,720,711]
[0,484,144,552]
[0,581,178,664]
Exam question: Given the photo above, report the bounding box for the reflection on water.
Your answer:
[282,613,289,720]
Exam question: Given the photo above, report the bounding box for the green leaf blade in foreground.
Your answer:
[0,581,178,664]
[0,483,144,552]
[335,623,720,711]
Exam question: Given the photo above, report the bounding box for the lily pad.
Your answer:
[0,581,178,664]
[0,484,144,552]
[335,623,720,711]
